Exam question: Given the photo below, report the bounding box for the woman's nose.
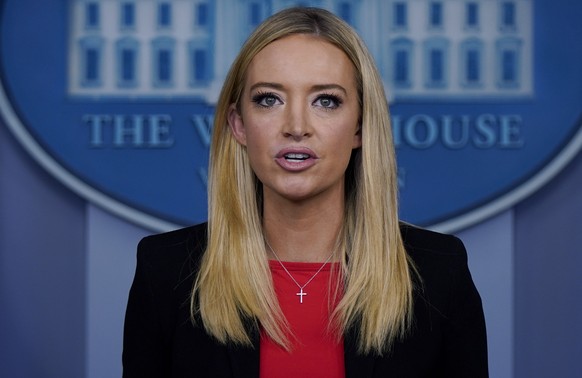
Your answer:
[282,101,312,140]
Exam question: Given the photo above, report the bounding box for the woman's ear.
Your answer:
[353,122,362,149]
[228,103,247,146]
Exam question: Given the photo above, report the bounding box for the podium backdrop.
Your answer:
[1,1,582,377]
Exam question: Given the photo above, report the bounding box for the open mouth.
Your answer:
[284,153,310,162]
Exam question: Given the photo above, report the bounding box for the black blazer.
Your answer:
[123,223,488,377]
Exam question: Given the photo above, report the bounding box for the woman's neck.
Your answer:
[262,192,344,263]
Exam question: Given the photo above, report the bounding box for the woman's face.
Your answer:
[229,34,361,204]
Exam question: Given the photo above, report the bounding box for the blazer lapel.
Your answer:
[344,326,376,377]
[226,321,260,377]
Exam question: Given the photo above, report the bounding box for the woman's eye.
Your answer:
[314,95,341,109]
[252,93,281,107]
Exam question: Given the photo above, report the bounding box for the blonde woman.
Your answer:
[123,7,488,378]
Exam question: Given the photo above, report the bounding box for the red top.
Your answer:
[259,260,345,378]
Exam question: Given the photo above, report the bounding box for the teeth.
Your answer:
[284,153,309,160]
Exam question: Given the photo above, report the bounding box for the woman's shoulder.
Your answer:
[399,221,467,261]
[399,221,471,285]
[138,222,207,254]
[135,222,208,283]
[395,227,488,376]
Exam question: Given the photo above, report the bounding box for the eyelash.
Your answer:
[251,91,280,108]
[250,91,343,110]
[315,93,342,110]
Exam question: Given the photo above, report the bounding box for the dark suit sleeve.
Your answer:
[441,237,489,377]
[122,238,170,378]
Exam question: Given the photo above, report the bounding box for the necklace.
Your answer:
[266,241,334,304]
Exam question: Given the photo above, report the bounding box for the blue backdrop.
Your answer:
[1,1,582,377]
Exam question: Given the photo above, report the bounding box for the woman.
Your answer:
[123,7,488,377]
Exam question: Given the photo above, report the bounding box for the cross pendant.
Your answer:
[296,288,307,304]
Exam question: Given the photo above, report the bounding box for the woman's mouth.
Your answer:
[284,153,310,162]
[276,148,318,171]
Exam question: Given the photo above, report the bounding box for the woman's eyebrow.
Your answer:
[249,82,347,95]
[249,82,284,91]
[311,84,347,95]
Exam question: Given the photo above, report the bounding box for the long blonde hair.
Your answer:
[192,7,414,355]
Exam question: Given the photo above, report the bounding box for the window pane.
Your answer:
[502,2,515,27]
[467,3,479,27]
[502,50,516,82]
[197,3,208,26]
[339,3,352,24]
[122,49,135,81]
[86,3,99,27]
[430,2,442,27]
[467,50,480,82]
[159,3,171,27]
[394,3,407,27]
[86,48,99,81]
[122,3,135,27]
[395,50,409,83]
[158,50,171,82]
[194,50,206,81]
[430,49,443,82]
[250,3,261,26]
